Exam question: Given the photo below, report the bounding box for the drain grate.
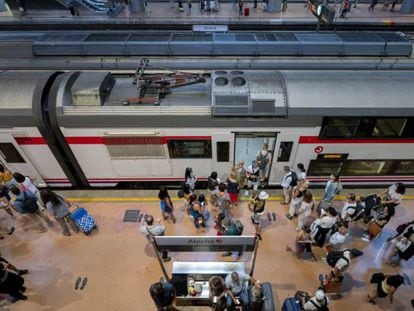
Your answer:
[123,210,140,222]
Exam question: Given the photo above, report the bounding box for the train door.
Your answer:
[0,133,46,187]
[234,132,277,180]
[212,133,234,181]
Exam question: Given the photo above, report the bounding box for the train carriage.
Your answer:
[1,70,414,188]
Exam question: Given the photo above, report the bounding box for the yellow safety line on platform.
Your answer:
[66,195,414,203]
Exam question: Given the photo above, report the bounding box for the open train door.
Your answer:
[0,133,46,187]
[234,132,277,182]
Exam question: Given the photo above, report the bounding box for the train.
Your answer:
[1,69,414,188]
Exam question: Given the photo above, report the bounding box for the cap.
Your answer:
[259,191,269,200]
[350,248,364,257]
[315,289,325,301]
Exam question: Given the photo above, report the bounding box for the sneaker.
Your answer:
[8,227,15,235]
[286,214,293,220]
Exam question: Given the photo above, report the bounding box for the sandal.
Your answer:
[366,295,376,305]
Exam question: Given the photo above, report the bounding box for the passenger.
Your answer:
[286,182,306,220]
[226,172,239,207]
[246,160,260,198]
[140,214,171,262]
[341,193,357,228]
[225,271,258,310]
[40,189,79,236]
[378,182,405,209]
[322,173,342,203]
[158,186,176,223]
[211,183,231,217]
[149,280,178,311]
[297,190,315,231]
[181,184,192,214]
[0,259,28,301]
[386,223,414,266]
[297,163,307,183]
[198,194,210,222]
[184,167,197,192]
[0,164,17,188]
[0,184,15,217]
[209,276,226,311]
[256,143,272,182]
[213,212,226,236]
[339,0,351,17]
[248,191,268,240]
[280,166,296,206]
[367,273,405,305]
[286,226,317,261]
[10,186,52,232]
[189,194,206,229]
[327,248,363,282]
[66,0,80,16]
[13,172,43,209]
[368,0,378,11]
[221,218,244,258]
[302,288,329,311]
[207,171,220,192]
[235,160,247,190]
[312,206,338,248]
[238,0,244,15]
[325,223,348,253]
[366,205,395,240]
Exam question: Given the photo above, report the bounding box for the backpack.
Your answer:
[309,297,329,311]
[289,171,298,187]
[256,151,269,169]
[225,219,244,236]
[370,272,386,284]
[326,250,349,268]
[20,192,38,213]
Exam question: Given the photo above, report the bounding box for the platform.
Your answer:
[0,188,413,310]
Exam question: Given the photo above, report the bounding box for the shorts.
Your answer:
[251,212,263,225]
[247,180,259,190]
[229,193,238,203]
[160,201,171,213]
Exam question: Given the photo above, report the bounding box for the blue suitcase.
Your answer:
[281,297,301,311]
[71,207,98,235]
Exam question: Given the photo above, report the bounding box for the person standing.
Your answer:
[246,161,260,198]
[286,182,306,220]
[227,172,239,207]
[282,0,287,11]
[225,271,258,310]
[367,274,405,305]
[0,184,15,218]
[281,166,296,206]
[312,206,338,247]
[66,0,80,16]
[40,189,79,236]
[368,0,378,11]
[235,160,247,191]
[248,191,268,240]
[10,186,52,232]
[286,226,317,261]
[184,167,197,192]
[340,0,351,17]
[141,215,171,262]
[209,276,226,311]
[323,173,342,203]
[297,163,307,183]
[211,184,232,219]
[158,186,176,223]
[238,0,244,15]
[149,280,178,311]
[256,143,272,182]
[297,190,314,230]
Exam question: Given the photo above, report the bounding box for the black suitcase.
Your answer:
[364,194,382,222]
[249,282,275,311]
[281,297,301,311]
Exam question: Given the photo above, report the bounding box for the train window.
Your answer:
[167,140,212,159]
[392,160,414,175]
[307,160,343,176]
[103,137,166,158]
[0,143,25,163]
[277,141,293,162]
[340,160,391,176]
[216,141,230,162]
[372,118,406,137]
[320,118,360,138]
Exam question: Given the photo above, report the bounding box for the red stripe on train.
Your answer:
[299,136,414,144]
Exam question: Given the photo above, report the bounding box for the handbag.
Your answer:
[368,222,382,237]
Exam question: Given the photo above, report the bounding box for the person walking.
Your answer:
[281,166,296,206]
[246,160,260,198]
[66,0,80,16]
[184,167,197,192]
[256,143,272,182]
[158,186,176,223]
[340,0,351,17]
[149,280,178,311]
[297,190,314,230]
[248,191,268,240]
[140,214,171,262]
[40,189,79,236]
[227,172,239,207]
[368,0,378,11]
[238,0,244,15]
[286,182,306,220]
[367,273,405,305]
[286,226,317,261]
[10,186,52,232]
[0,184,15,218]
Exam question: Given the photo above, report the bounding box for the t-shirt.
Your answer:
[335,250,351,272]
[247,165,260,182]
[141,222,165,236]
[329,232,347,248]
[225,272,250,294]
[388,184,403,204]
[281,172,293,188]
[298,201,313,218]
[22,177,38,196]
[304,296,329,311]
[341,202,356,220]
[211,190,230,208]
[320,215,337,229]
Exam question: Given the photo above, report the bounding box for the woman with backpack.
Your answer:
[158,186,176,223]
[367,273,405,305]
[40,189,79,236]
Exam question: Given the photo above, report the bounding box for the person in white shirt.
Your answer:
[378,183,405,208]
[341,193,357,227]
[326,224,348,252]
[281,166,294,205]
[297,163,307,183]
[303,289,329,311]
[13,172,44,210]
[246,161,260,198]
[256,143,272,182]
[313,206,338,247]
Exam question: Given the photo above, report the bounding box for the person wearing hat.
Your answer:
[367,273,405,305]
[303,288,329,310]
[330,248,363,282]
[248,191,268,240]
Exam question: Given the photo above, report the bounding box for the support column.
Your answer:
[266,0,281,13]
[400,0,414,13]
[129,0,145,13]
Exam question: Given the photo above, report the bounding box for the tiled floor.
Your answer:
[0,190,413,310]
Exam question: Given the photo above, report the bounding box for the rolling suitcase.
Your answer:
[244,7,250,16]
[71,206,98,235]
[250,282,275,311]
[363,194,382,221]
[281,297,301,311]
